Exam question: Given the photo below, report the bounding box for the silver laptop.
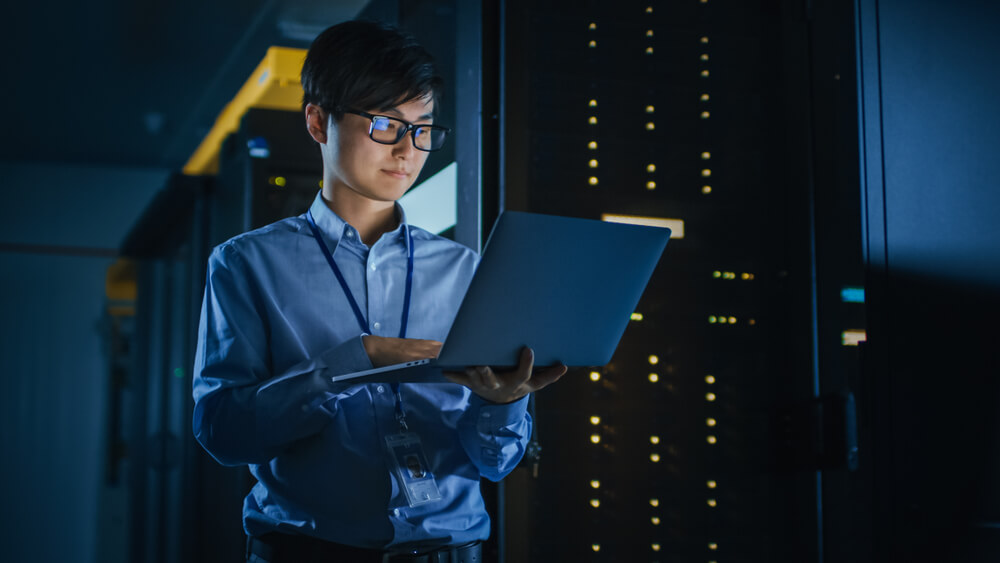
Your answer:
[329,210,671,384]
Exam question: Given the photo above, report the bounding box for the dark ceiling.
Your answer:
[1,0,369,170]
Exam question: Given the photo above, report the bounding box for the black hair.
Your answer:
[301,20,443,119]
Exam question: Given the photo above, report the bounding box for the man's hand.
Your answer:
[363,335,442,367]
[444,347,567,404]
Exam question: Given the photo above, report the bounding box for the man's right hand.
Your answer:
[362,335,443,367]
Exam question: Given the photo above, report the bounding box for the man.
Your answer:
[192,20,566,563]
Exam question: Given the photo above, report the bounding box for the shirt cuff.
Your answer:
[468,393,529,430]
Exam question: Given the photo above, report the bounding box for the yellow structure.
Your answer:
[183,46,307,175]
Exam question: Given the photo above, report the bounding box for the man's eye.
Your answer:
[372,117,394,131]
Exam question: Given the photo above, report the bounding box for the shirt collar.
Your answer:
[306,191,411,248]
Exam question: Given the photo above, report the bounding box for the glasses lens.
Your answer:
[369,116,405,143]
[413,126,448,151]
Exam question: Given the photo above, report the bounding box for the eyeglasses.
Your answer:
[338,108,450,152]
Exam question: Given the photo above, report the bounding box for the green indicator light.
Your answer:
[173,368,185,379]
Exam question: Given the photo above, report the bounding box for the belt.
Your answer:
[247,532,483,563]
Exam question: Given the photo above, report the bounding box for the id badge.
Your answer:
[385,432,443,507]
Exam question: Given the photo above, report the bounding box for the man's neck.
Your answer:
[321,187,398,246]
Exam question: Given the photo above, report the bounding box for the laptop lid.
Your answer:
[434,210,670,369]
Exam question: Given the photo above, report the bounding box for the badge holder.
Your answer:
[385,399,442,508]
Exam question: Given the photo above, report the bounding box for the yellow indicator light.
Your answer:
[645,122,655,130]
[749,318,757,325]
[709,542,718,550]
[701,151,712,159]
[652,543,662,552]
[843,330,867,346]
[651,516,661,525]
[702,185,713,194]
[590,499,601,508]
[588,141,597,150]
[701,36,710,44]
[589,99,598,107]
[712,270,721,278]
[646,105,655,113]
[646,163,656,173]
[590,371,601,381]
[590,434,601,444]
[649,498,660,507]
[650,435,660,444]
[701,0,709,3]
[589,40,597,48]
[705,375,716,384]
[701,53,710,61]
[646,6,653,13]
[648,355,659,365]
[701,93,710,102]
[631,312,644,321]
[590,416,601,425]
[708,498,718,507]
[276,176,287,187]
[646,47,654,54]
[728,316,737,324]
[592,544,601,552]
[589,22,597,30]
[706,418,717,427]
[648,373,659,383]
[588,176,599,186]
[588,116,598,125]
[708,316,717,324]
[646,30,654,37]
[589,159,599,168]
[706,392,717,401]
[707,435,718,444]
[702,169,712,177]
[590,480,601,489]
[707,480,718,488]
[701,70,710,78]
[319,179,324,188]
[646,181,656,190]
[650,453,661,462]
[700,111,711,119]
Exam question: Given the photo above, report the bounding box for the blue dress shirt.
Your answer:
[192,192,532,551]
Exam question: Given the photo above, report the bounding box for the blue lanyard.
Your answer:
[306,209,415,429]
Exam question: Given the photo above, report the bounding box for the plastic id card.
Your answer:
[385,432,443,507]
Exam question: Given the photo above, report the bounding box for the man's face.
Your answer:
[323,97,434,205]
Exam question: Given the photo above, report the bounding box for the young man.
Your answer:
[192,20,566,563]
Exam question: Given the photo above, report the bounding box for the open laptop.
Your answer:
[329,210,671,384]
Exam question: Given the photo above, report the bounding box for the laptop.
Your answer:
[329,210,671,384]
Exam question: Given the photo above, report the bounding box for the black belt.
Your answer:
[247,532,483,563]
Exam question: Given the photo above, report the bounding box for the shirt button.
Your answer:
[392,508,401,517]
[373,321,381,330]
[376,385,385,393]
[346,231,353,238]
[370,264,377,271]
[482,412,492,418]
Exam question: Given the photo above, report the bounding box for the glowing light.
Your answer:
[646,29,654,37]
[646,6,653,13]
[702,169,712,177]
[589,22,597,30]
[707,435,718,444]
[841,287,865,303]
[589,371,601,381]
[588,116,598,125]
[588,176,599,186]
[650,435,660,444]
[701,70,710,78]
[701,151,712,159]
[588,141,598,150]
[701,36,710,44]
[708,498,718,507]
[631,312,644,321]
[590,499,601,508]
[646,47,654,54]
[705,375,716,384]
[645,122,655,130]
[590,416,601,425]
[646,181,656,190]
[646,105,655,113]
[589,99,598,107]
[706,418,717,427]
[601,214,685,239]
[648,355,659,365]
[701,53,710,61]
[706,392,717,401]
[650,453,661,462]
[590,480,601,489]
[701,111,711,119]
[590,434,601,444]
[646,163,656,173]
[589,40,597,48]
[842,330,867,346]
[701,93,710,102]
[707,480,717,488]
[592,544,601,552]
[652,543,662,552]
[709,542,718,551]
[589,159,599,168]
[651,517,661,525]
[702,185,713,194]
[649,498,659,507]
[648,373,659,383]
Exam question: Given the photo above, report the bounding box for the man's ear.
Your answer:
[305,103,328,144]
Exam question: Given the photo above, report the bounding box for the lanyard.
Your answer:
[306,209,414,430]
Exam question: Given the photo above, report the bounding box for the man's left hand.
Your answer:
[444,347,567,404]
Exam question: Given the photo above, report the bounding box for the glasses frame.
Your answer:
[337,107,451,152]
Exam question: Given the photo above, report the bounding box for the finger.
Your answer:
[526,364,568,392]
[475,366,501,390]
[508,347,535,387]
